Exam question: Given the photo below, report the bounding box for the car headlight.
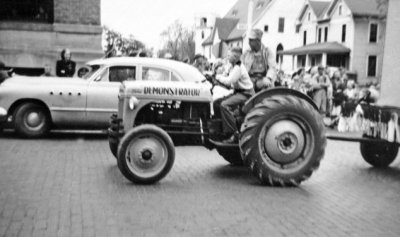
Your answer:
[128,96,139,110]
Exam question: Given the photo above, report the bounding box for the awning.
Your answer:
[279,42,351,55]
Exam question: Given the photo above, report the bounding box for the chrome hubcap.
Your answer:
[26,112,42,127]
[264,120,305,164]
[126,134,168,178]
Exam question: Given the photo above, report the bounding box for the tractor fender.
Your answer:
[242,87,318,114]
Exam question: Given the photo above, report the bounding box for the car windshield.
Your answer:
[179,64,206,83]
[82,64,101,79]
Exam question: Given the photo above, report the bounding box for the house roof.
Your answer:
[279,42,351,55]
[344,0,385,17]
[298,0,330,22]
[202,18,239,46]
[309,1,330,19]
[325,0,385,18]
[224,0,271,41]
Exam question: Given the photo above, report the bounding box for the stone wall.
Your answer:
[0,0,103,75]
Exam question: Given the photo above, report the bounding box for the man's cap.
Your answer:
[0,61,5,69]
[318,65,325,70]
[248,29,263,40]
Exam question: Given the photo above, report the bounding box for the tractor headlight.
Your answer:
[128,96,139,110]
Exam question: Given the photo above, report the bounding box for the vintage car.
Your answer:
[0,57,205,137]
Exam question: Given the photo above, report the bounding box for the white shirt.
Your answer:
[216,63,253,91]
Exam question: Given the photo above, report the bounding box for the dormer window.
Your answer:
[200,17,207,27]
[308,12,311,21]
[339,5,342,15]
[232,10,238,16]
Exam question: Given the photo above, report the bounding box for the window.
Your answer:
[278,18,285,33]
[303,31,307,45]
[296,25,301,33]
[201,31,205,39]
[342,24,346,42]
[264,25,269,32]
[256,1,264,9]
[339,5,342,15]
[200,17,207,27]
[369,23,378,43]
[142,67,169,81]
[367,56,377,77]
[232,10,238,16]
[0,0,54,23]
[324,27,328,42]
[308,12,311,21]
[276,44,283,63]
[171,73,180,82]
[318,28,322,43]
[109,66,136,82]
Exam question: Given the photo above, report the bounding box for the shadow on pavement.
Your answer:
[361,166,400,182]
[0,129,108,140]
[210,164,258,184]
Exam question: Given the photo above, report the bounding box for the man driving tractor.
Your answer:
[213,47,255,144]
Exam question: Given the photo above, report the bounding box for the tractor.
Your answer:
[108,62,326,187]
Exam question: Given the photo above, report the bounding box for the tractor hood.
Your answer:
[121,80,212,102]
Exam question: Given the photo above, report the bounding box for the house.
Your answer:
[0,0,103,75]
[195,0,271,62]
[281,0,386,84]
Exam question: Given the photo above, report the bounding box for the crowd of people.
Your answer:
[287,65,380,127]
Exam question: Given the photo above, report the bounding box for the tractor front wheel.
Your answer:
[117,125,175,184]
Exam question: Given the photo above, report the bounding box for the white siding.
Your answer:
[253,0,306,71]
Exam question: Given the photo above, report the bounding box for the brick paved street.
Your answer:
[0,131,400,237]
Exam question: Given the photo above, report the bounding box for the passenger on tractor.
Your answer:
[213,47,255,144]
[242,29,277,93]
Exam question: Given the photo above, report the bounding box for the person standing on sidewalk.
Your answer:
[56,48,76,77]
[311,65,330,115]
[242,28,277,93]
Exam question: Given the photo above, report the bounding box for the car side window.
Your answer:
[171,72,180,81]
[142,67,169,81]
[108,66,136,82]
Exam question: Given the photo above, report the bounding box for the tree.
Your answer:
[159,20,195,61]
[103,26,150,57]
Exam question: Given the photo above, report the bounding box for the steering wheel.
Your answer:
[203,73,231,95]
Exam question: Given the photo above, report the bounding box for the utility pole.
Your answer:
[244,0,255,51]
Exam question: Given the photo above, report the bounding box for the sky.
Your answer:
[101,0,237,50]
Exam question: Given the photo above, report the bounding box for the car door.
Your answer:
[86,65,136,128]
[48,79,88,127]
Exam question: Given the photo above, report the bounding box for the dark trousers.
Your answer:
[216,92,251,135]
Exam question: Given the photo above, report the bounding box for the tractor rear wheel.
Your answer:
[239,95,326,186]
